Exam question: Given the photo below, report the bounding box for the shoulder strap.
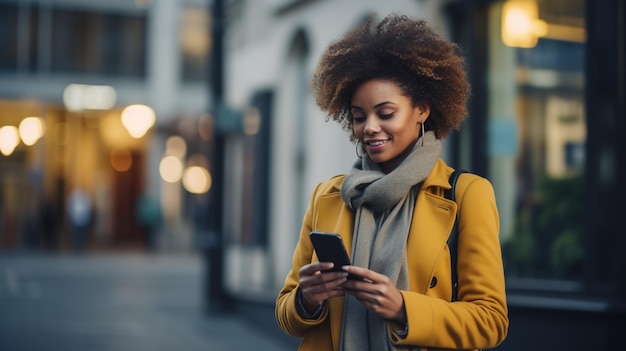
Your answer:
[445,169,467,302]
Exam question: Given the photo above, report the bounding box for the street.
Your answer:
[0,252,299,351]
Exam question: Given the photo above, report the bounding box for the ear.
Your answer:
[416,102,431,123]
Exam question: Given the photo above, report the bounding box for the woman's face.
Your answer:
[351,79,429,173]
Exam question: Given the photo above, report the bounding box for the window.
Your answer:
[0,2,147,77]
[487,0,586,283]
[0,4,19,70]
[51,9,147,77]
[180,7,210,82]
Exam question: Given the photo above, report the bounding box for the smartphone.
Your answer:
[309,231,362,280]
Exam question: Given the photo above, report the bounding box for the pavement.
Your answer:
[0,252,300,351]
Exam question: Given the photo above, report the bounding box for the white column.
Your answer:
[147,0,180,122]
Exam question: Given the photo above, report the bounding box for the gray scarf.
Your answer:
[339,131,441,351]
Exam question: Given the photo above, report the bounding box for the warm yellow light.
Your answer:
[110,149,133,172]
[63,83,117,111]
[121,104,156,138]
[159,155,184,183]
[19,117,45,146]
[0,126,20,156]
[182,166,212,194]
[180,9,210,58]
[502,0,546,48]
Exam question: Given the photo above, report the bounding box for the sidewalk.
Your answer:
[0,252,299,351]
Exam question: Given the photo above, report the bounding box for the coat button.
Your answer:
[429,277,437,288]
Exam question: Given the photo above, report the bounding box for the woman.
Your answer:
[275,14,508,351]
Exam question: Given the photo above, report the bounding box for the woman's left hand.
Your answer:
[341,265,407,323]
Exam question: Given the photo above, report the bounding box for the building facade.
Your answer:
[0,0,212,252]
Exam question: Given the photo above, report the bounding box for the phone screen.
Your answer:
[309,231,361,280]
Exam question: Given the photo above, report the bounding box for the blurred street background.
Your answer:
[0,252,299,350]
[0,0,624,350]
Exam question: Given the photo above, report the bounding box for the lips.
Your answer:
[364,139,388,152]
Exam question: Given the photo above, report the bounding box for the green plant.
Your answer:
[506,174,584,279]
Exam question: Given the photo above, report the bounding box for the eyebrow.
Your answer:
[350,101,396,110]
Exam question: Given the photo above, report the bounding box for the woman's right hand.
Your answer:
[298,262,348,313]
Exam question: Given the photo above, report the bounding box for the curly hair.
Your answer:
[312,14,470,140]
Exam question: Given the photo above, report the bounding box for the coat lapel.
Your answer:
[407,190,457,294]
[406,159,458,294]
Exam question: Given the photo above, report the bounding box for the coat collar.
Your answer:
[421,158,454,194]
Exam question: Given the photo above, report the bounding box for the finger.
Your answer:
[341,265,377,283]
[301,275,348,304]
[300,262,335,276]
[301,270,348,290]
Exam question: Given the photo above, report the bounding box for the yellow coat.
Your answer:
[275,159,509,350]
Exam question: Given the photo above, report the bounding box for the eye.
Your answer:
[379,112,395,120]
[352,114,366,123]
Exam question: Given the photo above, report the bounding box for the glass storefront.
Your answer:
[487,0,587,283]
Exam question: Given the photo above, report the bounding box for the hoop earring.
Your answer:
[421,122,426,147]
[355,140,363,159]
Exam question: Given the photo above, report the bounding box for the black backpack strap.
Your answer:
[445,169,467,302]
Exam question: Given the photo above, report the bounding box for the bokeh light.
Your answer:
[501,0,547,48]
[121,104,156,138]
[0,126,20,156]
[63,83,117,111]
[182,166,212,194]
[159,155,184,183]
[110,149,133,172]
[165,136,187,159]
[19,117,45,146]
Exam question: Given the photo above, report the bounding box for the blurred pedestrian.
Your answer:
[137,193,162,251]
[275,14,508,350]
[67,187,93,252]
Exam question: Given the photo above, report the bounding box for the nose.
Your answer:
[363,116,380,134]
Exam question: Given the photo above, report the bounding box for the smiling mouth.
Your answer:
[365,140,387,146]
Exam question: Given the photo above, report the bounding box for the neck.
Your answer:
[378,139,419,174]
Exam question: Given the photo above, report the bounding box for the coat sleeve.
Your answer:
[393,176,509,350]
[275,181,330,337]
